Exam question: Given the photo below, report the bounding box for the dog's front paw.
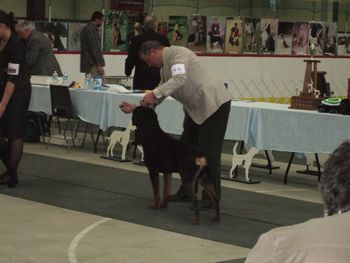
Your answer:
[192,216,200,225]
[212,214,220,223]
[159,201,168,208]
[148,199,160,209]
[148,203,159,209]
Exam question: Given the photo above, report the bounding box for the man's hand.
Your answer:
[97,65,105,76]
[142,92,156,106]
[119,101,136,114]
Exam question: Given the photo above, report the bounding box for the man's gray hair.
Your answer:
[139,40,164,56]
[143,15,157,31]
[322,141,350,216]
[15,20,33,32]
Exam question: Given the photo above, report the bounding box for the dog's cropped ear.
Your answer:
[132,106,158,127]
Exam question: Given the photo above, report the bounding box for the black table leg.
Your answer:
[94,129,102,153]
[284,152,295,185]
[315,153,322,182]
[234,140,245,178]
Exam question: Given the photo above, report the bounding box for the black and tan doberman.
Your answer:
[132,106,219,224]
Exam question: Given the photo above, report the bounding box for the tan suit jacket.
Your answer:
[153,46,232,124]
[245,212,350,263]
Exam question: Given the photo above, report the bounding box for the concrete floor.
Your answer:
[0,139,323,263]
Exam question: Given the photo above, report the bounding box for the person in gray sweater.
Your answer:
[15,20,62,76]
[245,141,350,263]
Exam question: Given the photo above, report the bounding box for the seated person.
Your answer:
[245,141,350,263]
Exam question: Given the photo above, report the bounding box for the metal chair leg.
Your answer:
[36,114,45,144]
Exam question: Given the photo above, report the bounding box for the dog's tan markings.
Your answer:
[195,157,207,169]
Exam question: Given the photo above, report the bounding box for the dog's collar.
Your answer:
[139,100,156,110]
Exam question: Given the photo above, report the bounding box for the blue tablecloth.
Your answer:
[29,85,185,134]
[245,103,350,154]
[29,85,350,154]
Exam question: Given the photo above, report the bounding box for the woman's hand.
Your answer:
[0,102,6,118]
[119,101,136,113]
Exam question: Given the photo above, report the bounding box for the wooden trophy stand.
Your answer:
[290,59,323,110]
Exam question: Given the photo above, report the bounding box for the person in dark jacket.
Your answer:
[124,16,170,91]
[80,11,105,81]
[0,11,31,187]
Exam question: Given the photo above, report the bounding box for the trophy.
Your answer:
[290,42,323,110]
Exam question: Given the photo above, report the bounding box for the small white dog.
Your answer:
[229,142,259,182]
[304,152,329,171]
[106,122,134,160]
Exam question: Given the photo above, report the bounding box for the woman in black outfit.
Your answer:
[0,10,31,187]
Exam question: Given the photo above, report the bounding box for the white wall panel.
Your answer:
[55,53,350,101]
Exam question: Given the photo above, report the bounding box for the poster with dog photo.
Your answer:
[276,21,293,55]
[260,18,278,54]
[68,22,87,51]
[187,15,207,53]
[308,22,324,55]
[206,16,226,53]
[224,17,243,54]
[35,21,68,51]
[168,16,188,47]
[291,22,309,55]
[323,22,337,55]
[242,18,261,54]
[104,10,128,52]
[337,33,350,56]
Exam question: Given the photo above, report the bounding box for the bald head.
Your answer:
[143,15,157,31]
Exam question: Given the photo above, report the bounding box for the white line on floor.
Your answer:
[68,218,110,263]
[256,188,314,193]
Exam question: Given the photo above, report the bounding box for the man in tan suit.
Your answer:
[245,141,350,263]
[120,40,232,206]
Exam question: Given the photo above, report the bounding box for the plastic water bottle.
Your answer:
[94,75,102,90]
[52,70,58,84]
[88,75,94,89]
[63,72,68,86]
[84,74,89,89]
[84,73,92,89]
